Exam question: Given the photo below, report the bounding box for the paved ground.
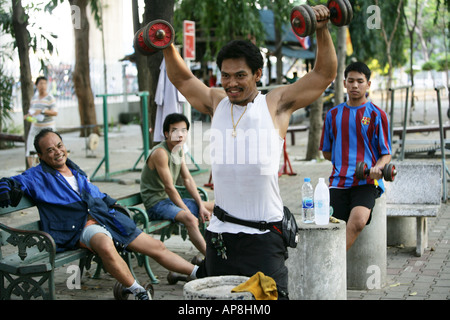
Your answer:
[1,123,449,304]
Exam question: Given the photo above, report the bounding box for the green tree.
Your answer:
[43,0,104,136]
[8,0,34,160]
[0,66,14,149]
[173,0,266,61]
[403,0,419,118]
[173,0,294,83]
[349,0,406,77]
[66,0,100,136]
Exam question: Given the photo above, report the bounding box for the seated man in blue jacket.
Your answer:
[0,129,201,300]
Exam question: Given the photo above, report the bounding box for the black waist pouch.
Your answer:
[280,206,299,248]
[213,205,299,248]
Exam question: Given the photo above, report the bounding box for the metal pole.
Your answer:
[92,92,150,181]
[389,88,395,142]
[435,86,448,202]
[399,87,409,161]
[131,91,150,170]
[90,95,109,181]
[102,95,110,179]
[389,86,411,160]
[140,91,149,161]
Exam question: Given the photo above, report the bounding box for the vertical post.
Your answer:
[389,88,395,141]
[347,195,387,290]
[183,20,195,134]
[140,91,149,160]
[102,95,110,180]
[399,87,409,161]
[287,219,347,299]
[435,86,448,202]
[92,92,150,180]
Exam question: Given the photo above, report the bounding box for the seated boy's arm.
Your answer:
[180,162,202,203]
[180,162,211,222]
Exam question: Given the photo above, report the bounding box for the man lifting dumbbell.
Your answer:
[135,5,337,299]
[320,61,392,251]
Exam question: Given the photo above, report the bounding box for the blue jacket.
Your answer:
[5,159,141,252]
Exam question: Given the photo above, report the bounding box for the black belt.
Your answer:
[213,205,281,232]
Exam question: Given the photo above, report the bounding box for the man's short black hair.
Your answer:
[35,76,48,86]
[216,40,264,75]
[34,128,62,154]
[344,62,371,81]
[163,113,190,137]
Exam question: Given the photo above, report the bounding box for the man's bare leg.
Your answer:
[89,233,135,286]
[346,206,371,251]
[127,232,196,276]
[175,210,206,255]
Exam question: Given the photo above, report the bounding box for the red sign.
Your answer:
[183,20,195,60]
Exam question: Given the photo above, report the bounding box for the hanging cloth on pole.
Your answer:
[154,57,187,142]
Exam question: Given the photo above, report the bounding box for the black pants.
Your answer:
[197,230,289,299]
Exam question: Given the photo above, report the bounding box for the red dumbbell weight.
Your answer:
[134,27,157,55]
[355,162,397,182]
[133,19,174,56]
[291,5,316,38]
[327,0,353,27]
[291,0,353,38]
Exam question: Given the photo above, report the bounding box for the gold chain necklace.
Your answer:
[231,104,248,138]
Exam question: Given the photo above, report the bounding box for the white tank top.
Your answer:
[208,92,285,234]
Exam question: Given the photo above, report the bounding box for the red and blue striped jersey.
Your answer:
[320,101,392,192]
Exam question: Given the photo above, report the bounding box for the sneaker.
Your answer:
[134,290,152,300]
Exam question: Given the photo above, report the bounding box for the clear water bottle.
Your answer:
[314,178,330,225]
[301,177,314,223]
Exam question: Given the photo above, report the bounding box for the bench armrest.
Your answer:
[127,207,150,232]
[0,222,56,265]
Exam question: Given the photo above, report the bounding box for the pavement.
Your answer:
[0,122,449,304]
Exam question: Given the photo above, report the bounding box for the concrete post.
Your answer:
[387,216,416,247]
[287,219,346,300]
[346,195,386,290]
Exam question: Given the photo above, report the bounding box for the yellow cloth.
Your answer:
[231,272,278,300]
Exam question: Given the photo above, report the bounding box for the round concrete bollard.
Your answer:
[287,218,346,300]
[183,276,254,300]
[347,195,386,290]
[387,216,416,247]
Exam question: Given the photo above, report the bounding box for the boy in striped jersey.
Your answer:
[320,62,392,250]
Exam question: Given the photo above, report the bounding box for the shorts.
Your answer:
[147,198,199,222]
[197,230,289,299]
[330,184,381,225]
[79,223,112,250]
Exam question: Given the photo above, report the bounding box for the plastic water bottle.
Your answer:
[314,178,330,225]
[301,177,314,223]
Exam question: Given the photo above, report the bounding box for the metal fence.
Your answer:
[11,60,140,113]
